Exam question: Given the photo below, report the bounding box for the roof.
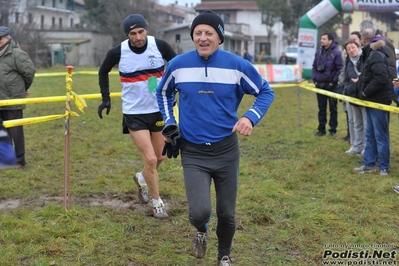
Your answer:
[162,22,192,32]
[45,38,90,44]
[154,3,196,17]
[195,1,259,11]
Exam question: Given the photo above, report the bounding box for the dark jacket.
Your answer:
[359,37,392,105]
[0,39,35,110]
[380,35,398,103]
[343,54,363,99]
[312,41,344,88]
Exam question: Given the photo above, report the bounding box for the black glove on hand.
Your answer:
[162,140,182,158]
[98,96,111,119]
[162,124,180,145]
[0,121,12,144]
[162,124,183,158]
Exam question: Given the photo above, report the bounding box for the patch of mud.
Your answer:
[0,199,20,210]
[0,193,149,212]
[0,192,185,214]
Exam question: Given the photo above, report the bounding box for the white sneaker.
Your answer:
[218,256,232,266]
[345,146,354,154]
[153,202,169,219]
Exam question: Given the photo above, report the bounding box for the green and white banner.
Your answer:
[298,0,399,79]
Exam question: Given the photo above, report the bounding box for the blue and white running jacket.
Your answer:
[156,48,274,145]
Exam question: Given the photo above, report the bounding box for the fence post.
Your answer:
[64,65,74,211]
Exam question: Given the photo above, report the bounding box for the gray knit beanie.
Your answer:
[123,14,148,35]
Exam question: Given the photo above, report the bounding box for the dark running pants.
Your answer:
[181,133,239,260]
[317,93,338,133]
[0,110,25,166]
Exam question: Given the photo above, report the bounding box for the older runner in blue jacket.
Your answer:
[156,10,274,266]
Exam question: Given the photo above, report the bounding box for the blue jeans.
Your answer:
[364,108,390,170]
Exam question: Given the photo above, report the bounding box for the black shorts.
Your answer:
[122,112,165,134]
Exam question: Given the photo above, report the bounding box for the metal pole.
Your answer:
[64,65,74,211]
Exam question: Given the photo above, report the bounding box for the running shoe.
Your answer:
[153,202,169,219]
[353,165,376,174]
[192,230,207,258]
[218,255,232,266]
[134,172,149,204]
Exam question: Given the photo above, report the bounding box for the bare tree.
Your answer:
[82,0,160,46]
[255,0,290,44]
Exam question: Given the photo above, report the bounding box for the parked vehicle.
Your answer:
[284,45,298,64]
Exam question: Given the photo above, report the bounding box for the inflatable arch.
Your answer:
[297,0,399,79]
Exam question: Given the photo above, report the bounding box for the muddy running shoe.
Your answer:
[218,256,232,266]
[393,186,399,194]
[134,172,149,204]
[153,202,168,219]
[192,230,207,258]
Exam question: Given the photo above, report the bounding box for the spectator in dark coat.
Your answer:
[0,26,35,168]
[278,52,289,64]
[354,29,392,175]
[312,33,344,137]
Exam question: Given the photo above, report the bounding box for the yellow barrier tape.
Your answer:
[0,93,122,107]
[34,71,119,77]
[3,114,66,128]
[299,82,399,113]
[71,91,87,112]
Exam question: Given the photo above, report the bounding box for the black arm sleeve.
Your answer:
[98,45,121,98]
[155,38,177,62]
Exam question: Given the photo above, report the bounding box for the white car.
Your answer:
[285,46,298,63]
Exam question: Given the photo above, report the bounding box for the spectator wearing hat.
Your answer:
[97,14,176,219]
[156,10,275,266]
[0,26,35,168]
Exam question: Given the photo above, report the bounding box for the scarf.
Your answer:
[349,49,362,76]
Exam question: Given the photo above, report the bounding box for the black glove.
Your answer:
[98,96,111,119]
[162,124,180,145]
[162,140,182,158]
[0,121,12,144]
[162,124,183,158]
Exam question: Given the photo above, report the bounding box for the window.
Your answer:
[28,13,33,24]
[255,42,271,55]
[217,13,230,24]
[52,17,55,28]
[70,18,73,28]
[41,15,44,29]
[255,42,272,62]
[59,18,62,28]
[15,12,19,23]
[261,12,268,24]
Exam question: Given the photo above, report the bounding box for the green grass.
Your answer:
[1,67,398,265]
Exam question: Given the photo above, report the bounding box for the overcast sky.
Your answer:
[158,0,201,7]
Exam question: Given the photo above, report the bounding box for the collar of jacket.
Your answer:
[196,47,220,63]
